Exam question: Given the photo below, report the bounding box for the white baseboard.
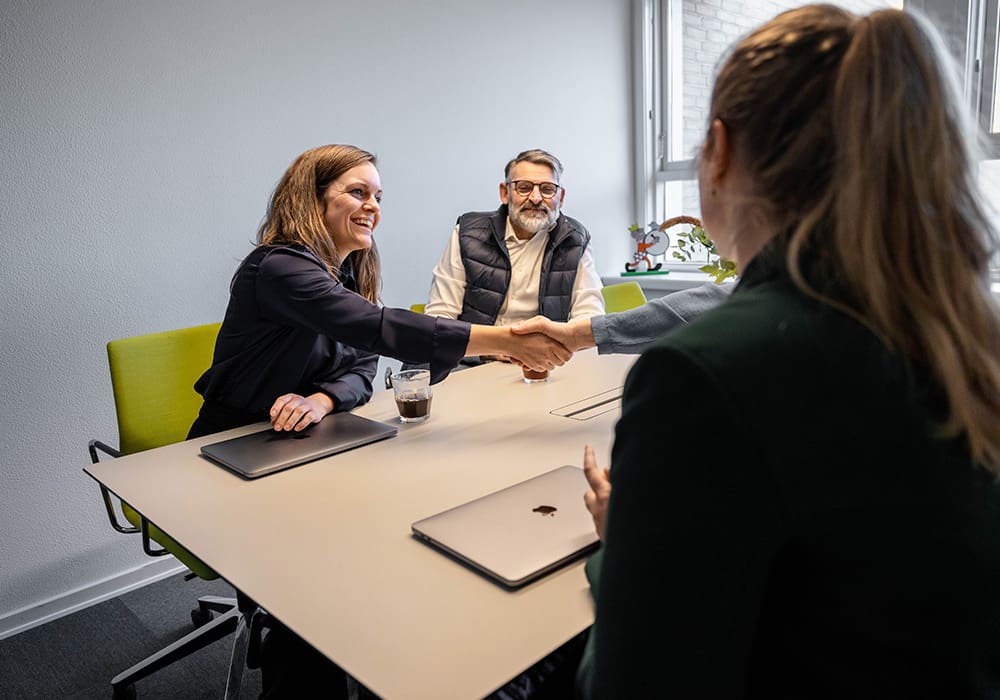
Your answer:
[0,558,185,641]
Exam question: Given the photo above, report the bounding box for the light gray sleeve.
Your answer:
[591,281,735,355]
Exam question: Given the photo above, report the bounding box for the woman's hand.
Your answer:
[270,392,335,431]
[466,325,572,371]
[583,444,612,540]
[511,315,597,353]
[507,330,572,370]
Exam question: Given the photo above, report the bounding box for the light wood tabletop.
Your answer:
[86,348,637,700]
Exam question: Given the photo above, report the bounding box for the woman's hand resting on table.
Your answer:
[270,392,334,431]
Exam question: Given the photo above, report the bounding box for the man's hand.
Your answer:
[510,315,596,352]
[503,330,572,371]
[582,444,611,540]
[270,392,334,432]
[466,325,571,370]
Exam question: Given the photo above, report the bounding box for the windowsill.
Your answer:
[601,270,713,292]
[606,274,1000,299]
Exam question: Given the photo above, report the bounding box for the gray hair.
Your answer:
[504,149,564,182]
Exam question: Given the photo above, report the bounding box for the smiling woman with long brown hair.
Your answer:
[186,144,574,699]
[188,144,570,438]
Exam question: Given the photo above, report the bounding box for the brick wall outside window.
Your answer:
[664,1,907,222]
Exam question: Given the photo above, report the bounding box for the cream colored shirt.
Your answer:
[425,218,605,324]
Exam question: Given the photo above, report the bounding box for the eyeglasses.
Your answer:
[508,180,561,199]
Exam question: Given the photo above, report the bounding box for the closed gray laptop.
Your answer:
[200,412,397,479]
[411,465,600,588]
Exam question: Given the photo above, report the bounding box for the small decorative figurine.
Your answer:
[623,215,736,282]
[625,221,669,272]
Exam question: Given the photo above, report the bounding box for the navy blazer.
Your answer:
[195,245,469,420]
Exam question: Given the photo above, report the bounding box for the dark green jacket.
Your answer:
[578,251,1000,699]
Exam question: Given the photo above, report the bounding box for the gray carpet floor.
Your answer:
[0,573,262,699]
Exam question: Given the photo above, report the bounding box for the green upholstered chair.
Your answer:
[88,322,257,699]
[601,281,647,312]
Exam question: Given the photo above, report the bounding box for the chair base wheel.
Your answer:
[191,607,213,627]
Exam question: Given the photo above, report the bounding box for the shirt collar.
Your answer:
[504,217,522,244]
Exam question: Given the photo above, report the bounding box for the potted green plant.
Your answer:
[663,216,737,284]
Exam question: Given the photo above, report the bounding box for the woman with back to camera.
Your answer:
[578,5,1000,698]
[188,144,569,439]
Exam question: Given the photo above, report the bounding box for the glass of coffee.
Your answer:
[389,369,433,423]
[522,367,550,383]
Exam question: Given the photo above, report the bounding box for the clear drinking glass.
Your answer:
[390,369,433,422]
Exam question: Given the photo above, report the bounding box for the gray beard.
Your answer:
[509,204,558,236]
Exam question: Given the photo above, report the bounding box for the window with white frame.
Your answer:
[632,0,1000,267]
[980,0,1000,239]
[977,0,1000,152]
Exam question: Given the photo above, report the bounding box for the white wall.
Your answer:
[0,0,632,630]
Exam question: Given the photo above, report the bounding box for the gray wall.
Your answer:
[0,0,632,626]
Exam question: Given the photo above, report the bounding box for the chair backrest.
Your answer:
[410,303,426,314]
[601,282,647,313]
[107,322,221,455]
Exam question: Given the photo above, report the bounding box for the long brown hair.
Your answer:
[258,144,381,302]
[711,5,1000,470]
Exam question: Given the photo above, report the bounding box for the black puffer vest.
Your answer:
[456,205,590,325]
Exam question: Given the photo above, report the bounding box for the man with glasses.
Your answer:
[424,149,604,331]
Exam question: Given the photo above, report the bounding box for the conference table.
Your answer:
[85,348,637,699]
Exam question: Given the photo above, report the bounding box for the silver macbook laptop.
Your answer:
[200,412,397,479]
[411,465,600,588]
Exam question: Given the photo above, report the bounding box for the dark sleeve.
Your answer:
[577,345,784,699]
[256,249,469,384]
[310,349,378,412]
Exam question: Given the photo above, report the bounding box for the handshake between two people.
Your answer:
[509,315,597,355]
[467,315,598,372]
[269,315,595,433]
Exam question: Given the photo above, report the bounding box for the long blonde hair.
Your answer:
[711,5,1000,470]
[258,144,381,303]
